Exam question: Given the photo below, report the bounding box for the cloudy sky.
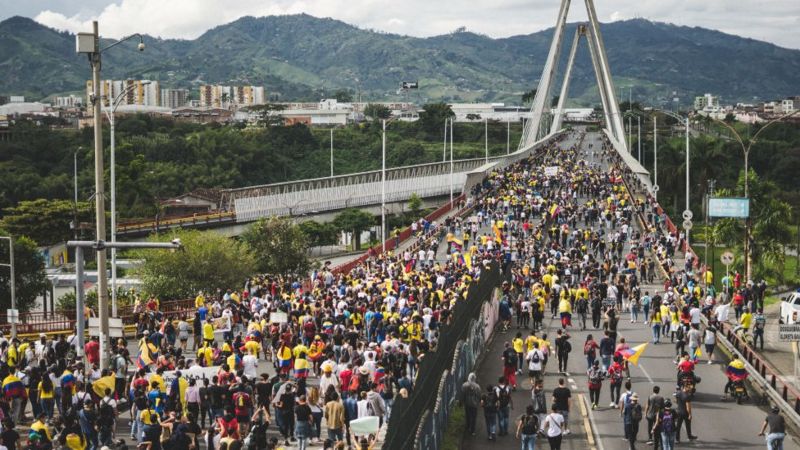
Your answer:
[3,0,799,49]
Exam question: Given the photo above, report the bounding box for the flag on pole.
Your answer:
[694,347,702,358]
[620,343,648,366]
[92,374,117,397]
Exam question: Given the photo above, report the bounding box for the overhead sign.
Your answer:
[544,166,559,176]
[709,197,750,218]
[779,324,800,341]
[88,317,124,337]
[721,251,735,266]
[401,81,419,89]
[6,309,18,325]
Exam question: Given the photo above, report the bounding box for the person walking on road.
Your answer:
[481,385,499,441]
[674,384,697,443]
[496,377,514,436]
[527,342,545,388]
[551,378,572,435]
[599,331,615,371]
[543,404,565,450]
[587,360,605,409]
[758,406,786,450]
[703,324,717,364]
[653,399,677,450]
[555,330,571,374]
[516,405,540,450]
[608,356,624,408]
[531,381,548,428]
[502,342,519,390]
[461,372,481,436]
[644,385,664,447]
[584,334,599,370]
[622,393,643,450]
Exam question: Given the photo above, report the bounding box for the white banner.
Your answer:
[162,365,220,386]
[349,416,380,435]
[544,166,559,176]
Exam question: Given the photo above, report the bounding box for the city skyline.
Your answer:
[3,0,799,50]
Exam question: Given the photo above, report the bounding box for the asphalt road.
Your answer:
[463,131,800,450]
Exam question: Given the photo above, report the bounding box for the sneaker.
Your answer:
[689,435,698,440]
[592,403,597,410]
[646,440,654,444]
[610,402,617,407]
[707,360,713,365]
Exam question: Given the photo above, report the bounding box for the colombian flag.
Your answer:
[294,358,309,379]
[492,224,503,243]
[464,252,472,270]
[2,374,26,399]
[451,238,463,252]
[278,346,293,369]
[61,370,76,394]
[92,374,117,398]
[137,340,155,370]
[549,203,560,218]
[726,359,747,381]
[619,343,648,366]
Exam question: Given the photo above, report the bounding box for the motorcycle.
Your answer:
[677,371,700,396]
[732,379,749,404]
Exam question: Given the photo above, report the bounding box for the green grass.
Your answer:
[765,296,783,308]
[441,405,466,450]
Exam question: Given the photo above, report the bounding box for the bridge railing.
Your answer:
[118,211,236,235]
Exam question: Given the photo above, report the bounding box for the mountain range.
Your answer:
[1,14,799,105]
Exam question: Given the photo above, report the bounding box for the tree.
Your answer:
[131,229,256,300]
[418,102,455,136]
[465,113,482,121]
[521,89,537,105]
[250,103,287,127]
[2,199,93,246]
[364,103,391,121]
[333,209,375,250]
[298,220,338,247]
[242,217,310,275]
[0,231,46,313]
[333,89,354,103]
[408,193,423,217]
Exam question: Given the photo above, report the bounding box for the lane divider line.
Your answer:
[579,393,600,450]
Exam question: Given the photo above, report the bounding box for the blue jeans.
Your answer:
[484,412,497,438]
[520,433,537,450]
[498,406,510,435]
[767,432,785,450]
[586,355,596,370]
[601,355,612,371]
[652,324,661,343]
[40,398,54,419]
[661,431,675,450]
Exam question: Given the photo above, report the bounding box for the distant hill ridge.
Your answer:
[1,14,798,104]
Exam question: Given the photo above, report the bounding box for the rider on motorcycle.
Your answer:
[723,354,748,400]
[676,352,697,388]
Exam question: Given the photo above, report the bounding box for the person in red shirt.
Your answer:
[607,357,625,407]
[676,352,696,387]
[339,364,353,398]
[85,336,100,365]
[733,290,745,319]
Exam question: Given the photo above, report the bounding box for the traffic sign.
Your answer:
[682,219,693,230]
[88,317,124,338]
[708,197,750,218]
[720,251,735,266]
[682,210,693,221]
[6,309,18,324]
[652,185,660,192]
[780,324,800,341]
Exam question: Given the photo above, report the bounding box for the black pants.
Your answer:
[548,434,562,450]
[610,382,621,403]
[646,417,656,440]
[625,422,639,449]
[465,406,478,434]
[558,354,569,373]
[675,413,692,440]
[589,386,601,405]
[754,330,764,350]
[592,311,601,328]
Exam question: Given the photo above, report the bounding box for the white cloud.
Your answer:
[28,0,800,49]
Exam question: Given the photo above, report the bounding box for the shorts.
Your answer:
[704,344,715,354]
[529,370,542,381]
[558,410,569,424]
[237,414,250,424]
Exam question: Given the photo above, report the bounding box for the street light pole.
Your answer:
[484,117,488,163]
[653,116,657,200]
[685,116,691,248]
[381,120,386,255]
[443,118,448,162]
[637,115,641,163]
[449,118,454,206]
[330,128,334,177]
[90,21,111,369]
[74,149,79,240]
[506,120,510,155]
[0,236,15,339]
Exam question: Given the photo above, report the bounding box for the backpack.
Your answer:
[531,351,541,364]
[521,414,540,435]
[497,386,511,408]
[507,352,518,367]
[562,340,572,354]
[583,342,595,357]
[661,410,674,433]
[98,399,115,428]
[631,403,643,422]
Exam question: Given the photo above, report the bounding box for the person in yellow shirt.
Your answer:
[203,319,215,346]
[739,308,753,331]
[558,296,572,328]
[197,343,214,367]
[38,375,56,419]
[30,413,53,444]
[525,331,539,353]
[194,291,205,308]
[149,369,166,393]
[513,333,525,374]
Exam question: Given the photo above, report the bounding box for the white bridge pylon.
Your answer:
[521,0,627,150]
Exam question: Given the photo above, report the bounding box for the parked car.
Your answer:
[779,289,800,324]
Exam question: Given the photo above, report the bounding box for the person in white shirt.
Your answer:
[242,352,259,379]
[543,405,565,446]
[526,343,545,388]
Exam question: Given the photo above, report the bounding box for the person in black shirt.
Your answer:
[294,395,313,449]
[759,407,786,448]
[198,378,210,428]
[673,384,697,442]
[276,383,296,445]
[0,418,19,450]
[208,377,226,424]
[256,373,272,408]
[552,378,572,434]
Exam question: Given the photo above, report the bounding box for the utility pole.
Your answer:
[443,118,448,162]
[73,149,79,240]
[381,120,386,254]
[653,115,658,200]
[484,117,489,163]
[449,118,454,207]
[0,237,16,339]
[685,116,691,248]
[330,128,334,177]
[90,21,110,369]
[506,120,510,155]
[637,115,641,163]
[705,179,716,268]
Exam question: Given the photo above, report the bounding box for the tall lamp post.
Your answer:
[0,236,15,338]
[653,109,691,248]
[76,21,145,369]
[708,110,800,280]
[105,81,150,318]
